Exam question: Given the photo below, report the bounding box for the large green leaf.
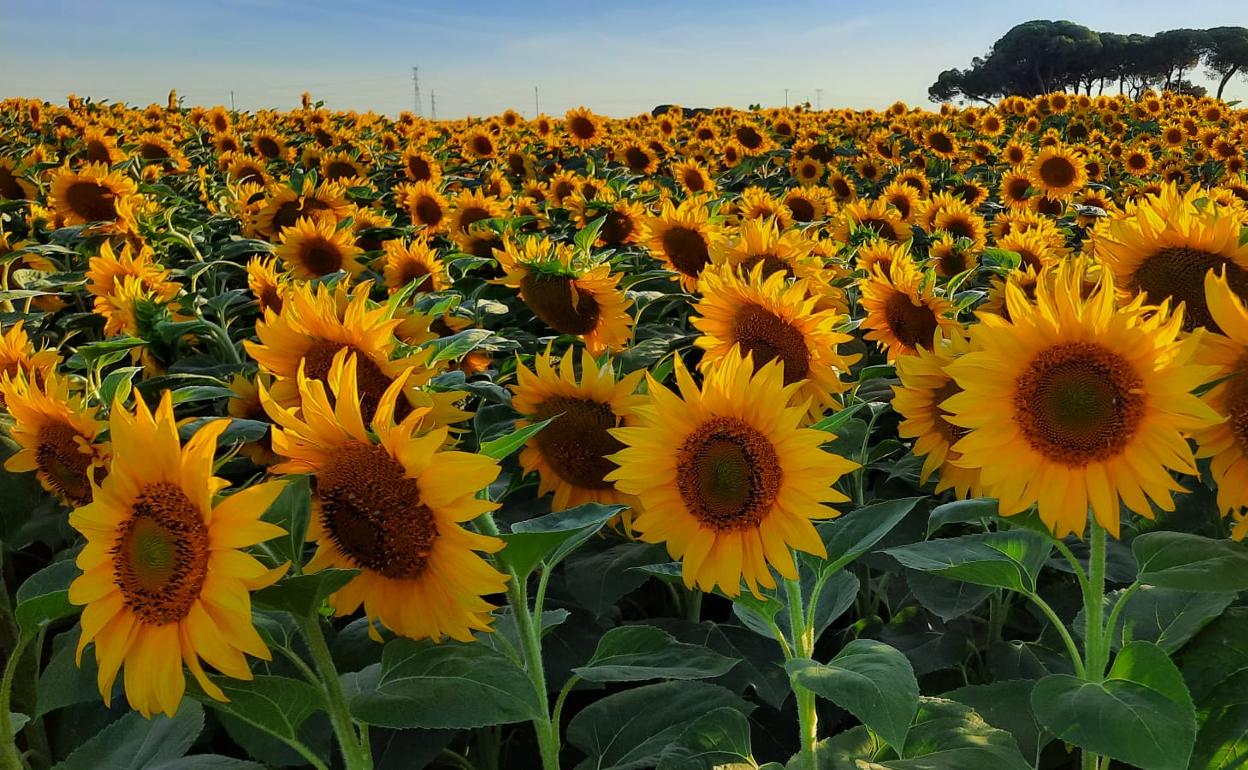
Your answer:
[926,497,999,537]
[347,638,542,729]
[884,530,1051,593]
[906,570,993,621]
[1085,586,1235,653]
[191,676,323,753]
[1031,641,1196,770]
[52,700,204,770]
[253,568,358,616]
[566,681,753,770]
[500,502,624,578]
[574,625,739,683]
[816,497,921,575]
[565,540,669,616]
[260,475,310,569]
[1191,669,1248,769]
[945,680,1050,762]
[1181,607,1248,702]
[887,697,1033,770]
[478,416,553,460]
[15,558,80,633]
[1133,532,1248,593]
[786,639,919,751]
[656,707,755,770]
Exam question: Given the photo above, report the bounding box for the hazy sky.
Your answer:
[3,0,1247,118]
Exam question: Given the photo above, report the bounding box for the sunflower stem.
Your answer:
[0,631,32,770]
[783,577,818,770]
[295,614,372,770]
[1079,517,1109,770]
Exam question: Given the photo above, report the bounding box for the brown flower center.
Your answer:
[1131,248,1248,333]
[316,441,438,579]
[731,303,811,385]
[297,237,344,276]
[1013,342,1144,466]
[114,482,208,624]
[301,342,405,426]
[36,422,94,506]
[676,417,782,531]
[411,194,444,227]
[932,380,967,446]
[520,274,602,335]
[883,291,939,351]
[65,181,118,222]
[533,397,623,490]
[1038,156,1077,189]
[599,210,635,246]
[660,226,710,277]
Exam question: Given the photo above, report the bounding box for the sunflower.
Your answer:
[1028,145,1087,199]
[262,354,506,641]
[943,261,1220,538]
[927,233,977,278]
[782,187,829,223]
[606,349,858,597]
[68,392,287,717]
[693,264,858,416]
[791,156,825,186]
[565,107,604,148]
[856,239,911,276]
[643,196,724,290]
[495,235,633,354]
[0,370,107,507]
[252,179,351,239]
[401,148,441,183]
[245,279,466,428]
[86,241,180,313]
[0,321,60,396]
[892,328,983,499]
[933,203,987,251]
[1193,270,1248,538]
[400,180,450,233]
[81,127,123,166]
[48,163,137,227]
[925,126,959,159]
[319,151,368,183]
[880,181,922,222]
[712,217,817,280]
[274,217,365,280]
[568,193,646,248]
[381,237,449,294]
[246,256,288,315]
[250,129,289,161]
[461,128,498,160]
[447,188,505,239]
[0,157,38,201]
[1093,184,1248,333]
[834,198,912,244]
[996,229,1060,272]
[859,258,959,361]
[671,160,715,195]
[510,348,644,513]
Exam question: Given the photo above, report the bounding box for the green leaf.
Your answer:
[574,625,739,683]
[253,568,358,616]
[348,638,542,729]
[53,700,204,770]
[147,758,265,770]
[566,681,753,770]
[787,639,919,751]
[656,707,755,770]
[168,385,236,405]
[946,680,1050,762]
[1133,532,1248,592]
[15,558,80,633]
[190,675,323,752]
[927,497,999,537]
[817,497,921,576]
[907,570,993,621]
[36,629,102,716]
[1181,607,1248,703]
[1031,641,1196,770]
[260,475,310,569]
[478,416,553,460]
[500,502,624,577]
[887,697,1033,770]
[1095,586,1234,653]
[566,540,669,617]
[1191,669,1248,769]
[885,530,1051,593]
[8,712,28,737]
[98,366,141,406]
[809,403,867,434]
[422,328,494,364]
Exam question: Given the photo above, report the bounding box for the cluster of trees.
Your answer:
[929,21,1248,104]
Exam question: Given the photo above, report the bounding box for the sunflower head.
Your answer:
[275,216,365,280]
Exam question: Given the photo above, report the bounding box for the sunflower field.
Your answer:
[0,89,1246,770]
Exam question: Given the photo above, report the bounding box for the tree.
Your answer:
[1204,26,1248,99]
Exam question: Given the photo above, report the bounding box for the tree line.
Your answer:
[929,20,1248,104]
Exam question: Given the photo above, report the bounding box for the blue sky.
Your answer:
[3,0,1246,117]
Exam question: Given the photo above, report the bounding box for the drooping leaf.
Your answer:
[53,700,205,770]
[885,530,1051,593]
[574,625,739,683]
[499,502,624,578]
[15,558,80,632]
[1133,532,1248,593]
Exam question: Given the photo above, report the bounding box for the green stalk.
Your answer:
[475,513,560,770]
[1080,518,1109,770]
[783,578,818,770]
[0,632,31,770]
[295,615,372,770]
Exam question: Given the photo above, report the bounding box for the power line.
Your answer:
[815,88,823,110]
[430,90,437,120]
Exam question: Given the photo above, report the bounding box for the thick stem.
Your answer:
[296,615,372,770]
[783,578,818,770]
[1080,518,1110,770]
[0,632,31,770]
[476,513,559,770]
